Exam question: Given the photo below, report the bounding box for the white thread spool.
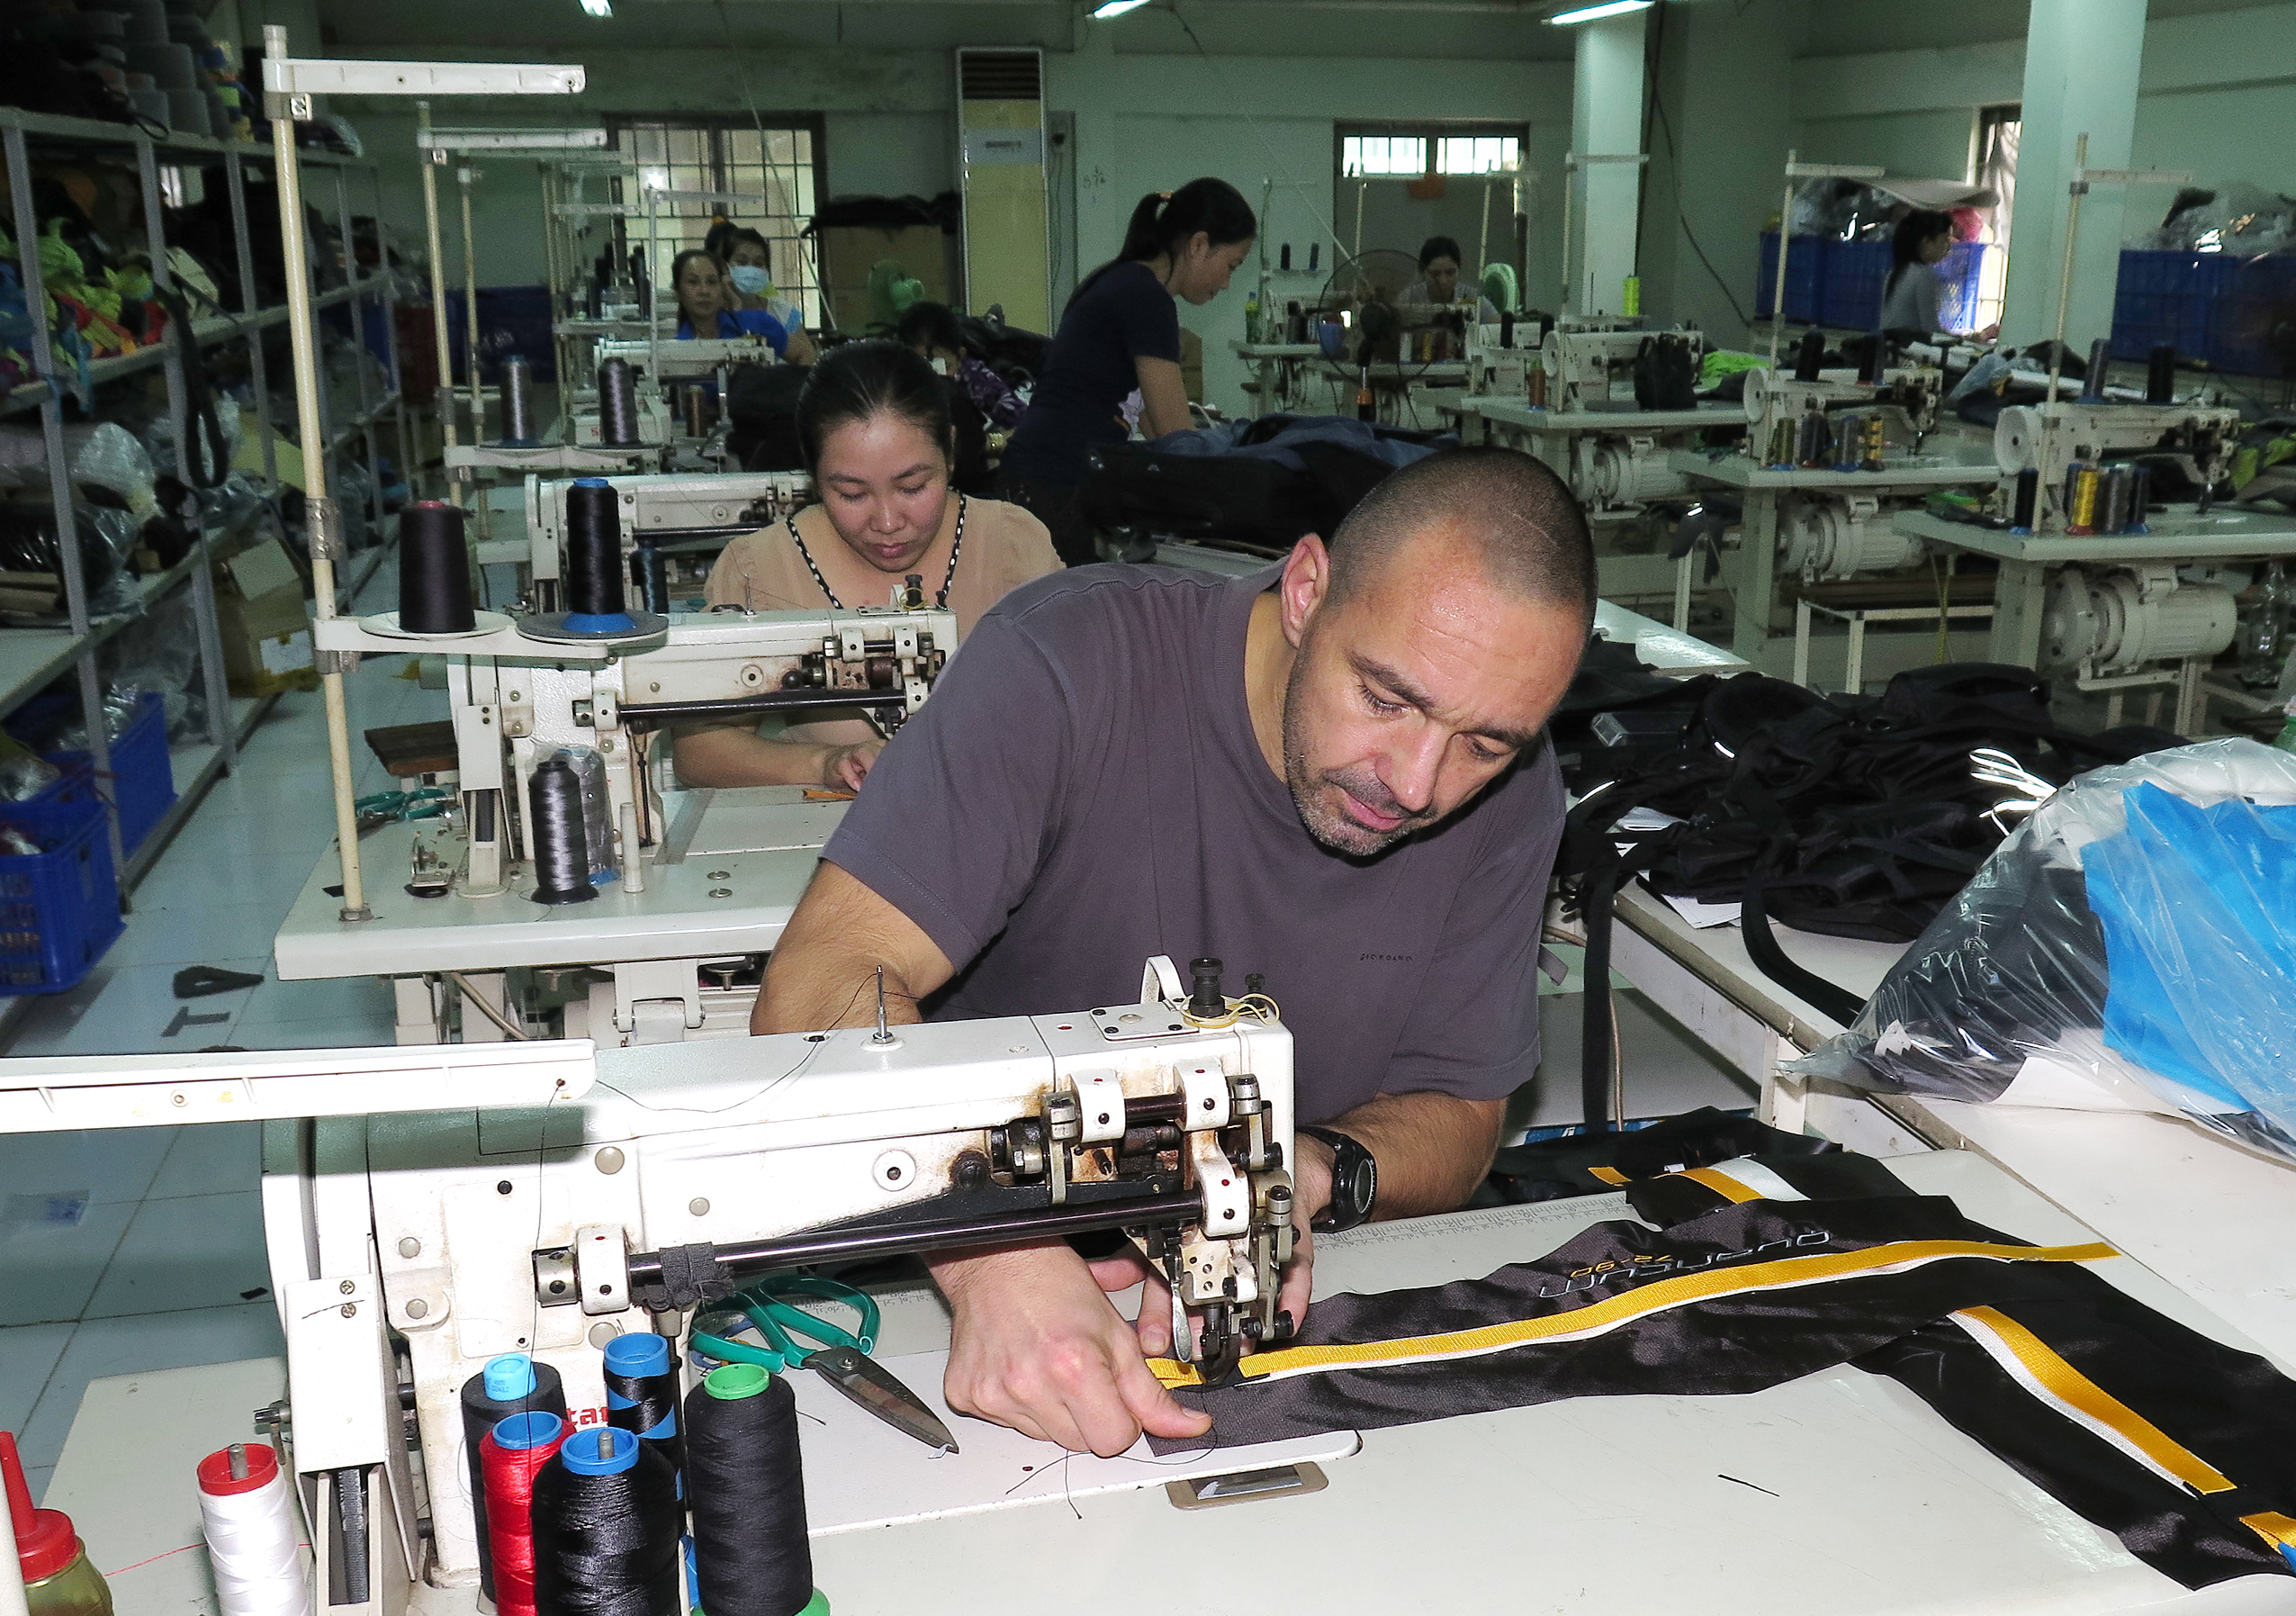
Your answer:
[197,1445,311,1616]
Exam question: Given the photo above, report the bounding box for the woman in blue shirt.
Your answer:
[671,248,816,363]
[996,177,1255,564]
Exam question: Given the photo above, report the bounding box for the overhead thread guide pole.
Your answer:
[266,24,368,922]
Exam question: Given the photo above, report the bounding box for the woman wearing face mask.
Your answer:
[996,177,1256,565]
[674,340,1060,790]
[671,248,819,364]
[718,226,821,364]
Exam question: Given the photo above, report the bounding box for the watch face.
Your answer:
[1346,1159,1374,1212]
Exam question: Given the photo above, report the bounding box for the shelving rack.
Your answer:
[0,105,406,924]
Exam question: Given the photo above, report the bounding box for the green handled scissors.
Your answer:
[692,1276,959,1454]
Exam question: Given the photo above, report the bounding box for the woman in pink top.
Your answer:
[675,340,1061,791]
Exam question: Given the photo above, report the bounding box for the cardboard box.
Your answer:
[215,537,320,697]
[815,222,955,333]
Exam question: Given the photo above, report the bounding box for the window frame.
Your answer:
[604,112,830,328]
[1337,120,1527,180]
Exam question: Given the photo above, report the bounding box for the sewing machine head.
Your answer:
[286,956,1294,1586]
[1994,400,2241,532]
[1541,326,1706,414]
[437,603,952,896]
[527,471,813,599]
[1740,365,1943,465]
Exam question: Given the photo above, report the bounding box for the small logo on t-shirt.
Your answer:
[1359,952,1415,962]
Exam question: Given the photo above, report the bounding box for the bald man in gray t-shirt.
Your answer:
[758,447,1593,1458]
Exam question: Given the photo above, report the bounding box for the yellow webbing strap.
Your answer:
[1587,1165,1630,1187]
[1679,1166,1763,1203]
[1953,1305,2296,1558]
[1148,1237,2116,1390]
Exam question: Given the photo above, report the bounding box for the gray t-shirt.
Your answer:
[1879,263,1941,334]
[820,563,1566,1123]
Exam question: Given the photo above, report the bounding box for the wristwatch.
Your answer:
[1300,1125,1377,1232]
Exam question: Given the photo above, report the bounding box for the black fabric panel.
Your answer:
[1625,1152,1919,1226]
[1858,1273,2296,1590]
[1160,1196,2063,1449]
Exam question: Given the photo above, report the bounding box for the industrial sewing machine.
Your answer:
[302,599,951,1040]
[261,961,1297,1610]
[1991,399,2239,535]
[1740,364,1945,468]
[1992,399,2246,703]
[0,959,1298,1612]
[567,337,788,451]
[524,470,811,610]
[1540,325,1707,416]
[436,602,950,896]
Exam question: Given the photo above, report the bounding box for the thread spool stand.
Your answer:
[518,474,666,645]
[363,500,509,640]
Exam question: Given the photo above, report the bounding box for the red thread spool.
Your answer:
[481,1411,567,1616]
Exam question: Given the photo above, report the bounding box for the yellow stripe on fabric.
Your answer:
[1587,1165,1630,1187]
[1953,1305,2236,1494]
[2238,1512,2296,1552]
[1679,1166,1763,1204]
[1146,1238,2116,1390]
[1952,1305,2296,1561]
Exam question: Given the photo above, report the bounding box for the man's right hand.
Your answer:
[932,1241,1214,1458]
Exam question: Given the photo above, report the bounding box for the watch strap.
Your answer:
[1301,1125,1374,1232]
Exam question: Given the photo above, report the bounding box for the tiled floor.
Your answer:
[0,554,410,1503]
[0,549,1754,1508]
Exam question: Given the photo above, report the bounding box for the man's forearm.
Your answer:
[752,862,951,1034]
[674,727,834,790]
[1306,1091,1506,1221]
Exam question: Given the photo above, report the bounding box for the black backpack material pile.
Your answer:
[1553,654,2181,1128]
[1081,414,1454,551]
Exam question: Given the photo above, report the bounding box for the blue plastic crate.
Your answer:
[1755,233,1826,324]
[1935,241,1991,331]
[0,796,123,995]
[1821,239,1892,330]
[45,692,176,857]
[2210,253,2296,379]
[2111,248,2222,365]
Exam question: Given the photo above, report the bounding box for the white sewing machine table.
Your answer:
[1670,445,2002,662]
[1463,397,1748,437]
[1610,879,2296,1369]
[47,1151,2296,1616]
[272,785,842,984]
[1894,507,2296,667]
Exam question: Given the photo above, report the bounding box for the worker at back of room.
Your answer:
[995,178,1256,565]
[674,340,1059,793]
[671,247,819,365]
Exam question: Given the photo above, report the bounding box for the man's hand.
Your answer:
[821,738,885,792]
[933,1242,1212,1457]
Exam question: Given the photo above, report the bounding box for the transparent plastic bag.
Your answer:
[70,423,157,519]
[0,736,60,802]
[0,422,158,518]
[1795,738,2296,1162]
[554,744,617,884]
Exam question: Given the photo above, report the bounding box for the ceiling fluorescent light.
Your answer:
[1092,0,1153,18]
[1548,0,1652,23]
[580,0,612,15]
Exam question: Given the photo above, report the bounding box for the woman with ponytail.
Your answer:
[997,177,1255,564]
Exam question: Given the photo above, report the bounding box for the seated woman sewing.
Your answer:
[672,340,1060,791]
[671,248,819,364]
